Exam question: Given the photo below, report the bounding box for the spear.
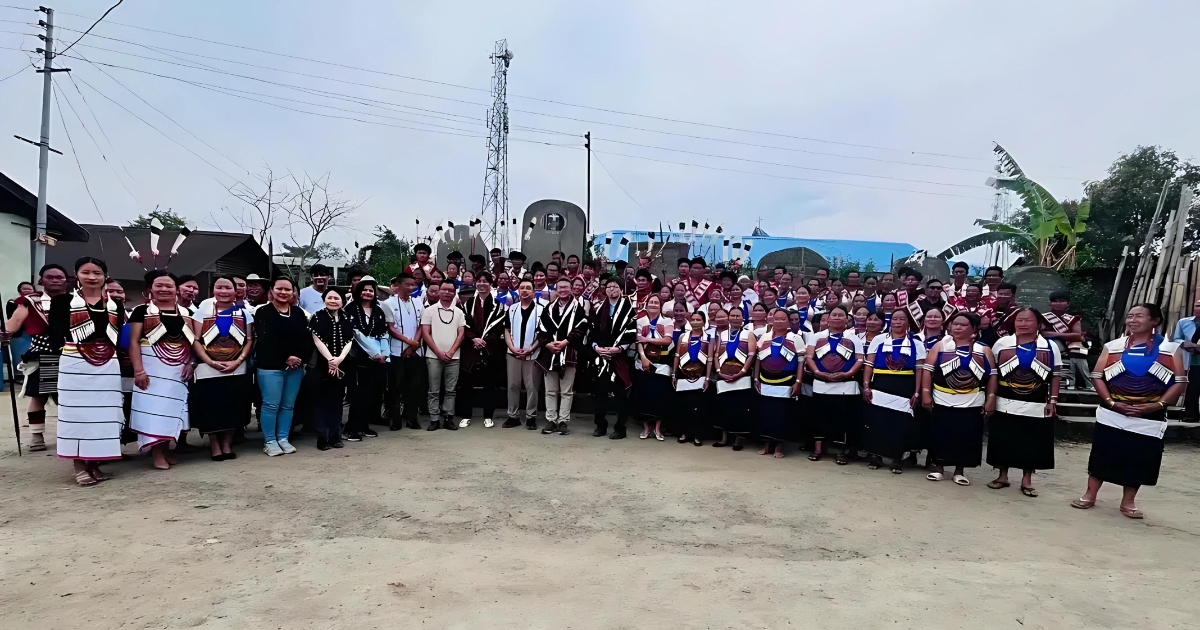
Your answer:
[0,291,21,456]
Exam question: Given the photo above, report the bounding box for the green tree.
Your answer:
[358,226,413,283]
[937,144,1088,269]
[1083,146,1200,264]
[129,208,189,230]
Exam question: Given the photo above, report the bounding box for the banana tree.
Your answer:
[937,144,1089,269]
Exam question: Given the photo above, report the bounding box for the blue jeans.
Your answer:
[257,367,305,443]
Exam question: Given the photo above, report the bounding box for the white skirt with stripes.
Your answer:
[56,352,125,461]
[129,346,190,451]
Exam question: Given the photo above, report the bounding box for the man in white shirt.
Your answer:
[420,281,467,431]
[298,264,332,314]
[383,272,425,431]
[502,279,543,429]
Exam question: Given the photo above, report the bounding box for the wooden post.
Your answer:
[1102,245,1130,339]
[1125,180,1171,313]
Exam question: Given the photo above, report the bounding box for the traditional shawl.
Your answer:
[872,333,920,372]
[141,302,196,346]
[68,290,121,346]
[537,298,589,371]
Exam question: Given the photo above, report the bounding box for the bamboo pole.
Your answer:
[1102,245,1130,339]
[1144,202,1179,306]
[1124,180,1171,313]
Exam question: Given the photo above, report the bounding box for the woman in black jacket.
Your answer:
[309,288,354,450]
[342,276,389,441]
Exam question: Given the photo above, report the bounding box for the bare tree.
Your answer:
[280,171,362,279]
[222,164,295,244]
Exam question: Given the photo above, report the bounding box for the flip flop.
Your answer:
[1120,506,1144,519]
[987,480,1010,490]
[75,471,99,487]
[952,474,970,486]
[1020,486,1038,498]
[926,472,944,482]
[808,452,822,461]
[1070,498,1095,509]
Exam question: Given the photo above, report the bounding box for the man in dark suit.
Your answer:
[456,272,507,428]
[589,277,637,439]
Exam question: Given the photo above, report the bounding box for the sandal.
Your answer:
[808,452,822,461]
[639,431,650,440]
[1070,498,1095,509]
[987,480,1010,490]
[1119,506,1144,519]
[712,441,728,448]
[890,466,903,475]
[731,440,744,451]
[835,455,849,466]
[1020,486,1038,498]
[655,432,665,442]
[76,470,100,486]
[677,436,688,444]
[952,474,970,486]
[867,461,880,470]
[926,472,944,482]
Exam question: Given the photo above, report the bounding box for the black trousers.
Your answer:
[456,366,502,419]
[593,376,630,431]
[387,355,426,427]
[313,377,346,442]
[1185,365,1200,419]
[347,360,386,434]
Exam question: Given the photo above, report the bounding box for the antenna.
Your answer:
[480,40,513,253]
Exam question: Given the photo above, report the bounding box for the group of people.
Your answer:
[3,244,1186,520]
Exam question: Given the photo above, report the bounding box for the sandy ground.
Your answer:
[1,402,1199,630]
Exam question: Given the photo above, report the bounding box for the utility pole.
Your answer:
[22,7,69,277]
[584,131,591,235]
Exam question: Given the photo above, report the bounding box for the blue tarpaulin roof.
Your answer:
[592,231,917,268]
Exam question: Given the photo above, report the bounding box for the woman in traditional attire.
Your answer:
[343,276,389,441]
[713,306,757,450]
[861,311,924,473]
[309,288,354,450]
[672,311,711,446]
[50,257,125,485]
[754,307,805,458]
[746,302,769,337]
[1072,304,1184,519]
[806,305,865,465]
[879,293,899,329]
[986,308,1060,496]
[190,276,253,461]
[633,295,674,441]
[909,306,945,466]
[128,270,194,470]
[862,311,884,348]
[920,312,997,486]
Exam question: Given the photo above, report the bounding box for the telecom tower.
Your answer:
[985,156,1013,267]
[481,40,513,252]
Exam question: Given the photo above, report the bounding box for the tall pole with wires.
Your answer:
[585,131,591,235]
[480,40,513,253]
[31,7,65,276]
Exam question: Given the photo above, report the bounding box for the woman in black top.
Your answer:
[343,276,389,441]
[254,277,312,457]
[309,288,354,450]
[48,257,126,485]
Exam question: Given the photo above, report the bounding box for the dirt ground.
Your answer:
[1,402,1199,630]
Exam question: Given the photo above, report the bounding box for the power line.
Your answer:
[47,13,1002,163]
[71,73,245,185]
[51,28,1036,179]
[51,81,104,221]
[591,151,645,211]
[58,52,990,192]
[57,0,122,56]
[592,148,992,201]
[54,75,140,203]
[593,137,980,189]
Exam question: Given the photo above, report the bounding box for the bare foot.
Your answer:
[773,447,785,458]
[758,445,771,455]
[165,451,178,465]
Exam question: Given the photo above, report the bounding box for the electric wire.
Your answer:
[51,81,105,220]
[53,75,141,203]
[57,0,122,56]
[591,151,645,211]
[46,15,1005,163]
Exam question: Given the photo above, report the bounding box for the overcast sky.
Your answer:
[1,1,1197,264]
